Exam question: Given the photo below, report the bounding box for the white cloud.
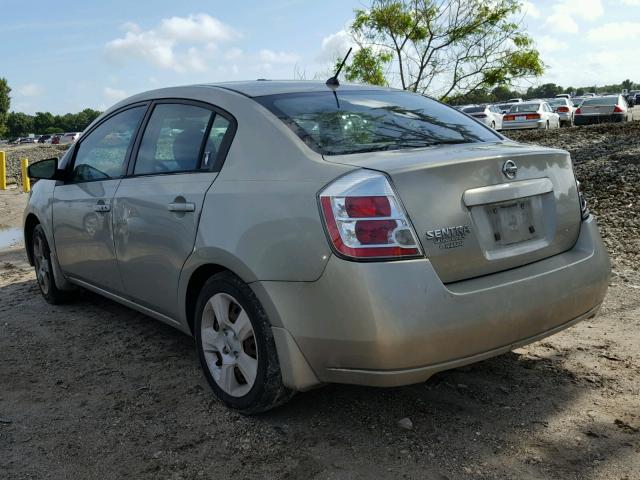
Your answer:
[258,49,300,64]
[103,87,127,102]
[521,1,540,19]
[318,30,352,63]
[543,0,604,34]
[537,35,569,53]
[16,83,44,97]
[587,22,640,42]
[225,47,243,60]
[621,0,640,5]
[105,14,239,73]
[158,14,239,43]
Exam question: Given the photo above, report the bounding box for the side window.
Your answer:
[71,106,145,182]
[134,103,212,175]
[202,114,231,169]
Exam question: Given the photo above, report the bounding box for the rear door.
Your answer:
[113,101,235,318]
[52,105,146,292]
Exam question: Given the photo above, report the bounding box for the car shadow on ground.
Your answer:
[1,275,636,479]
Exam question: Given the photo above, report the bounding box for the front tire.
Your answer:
[32,224,71,304]
[194,272,293,414]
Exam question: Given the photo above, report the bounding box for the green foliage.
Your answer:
[342,0,544,100]
[340,47,393,86]
[0,77,10,137]
[525,83,565,99]
[4,107,101,138]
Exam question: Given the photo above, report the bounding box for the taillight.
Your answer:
[504,115,515,121]
[474,114,487,118]
[576,180,590,220]
[525,114,540,120]
[319,170,422,260]
[575,108,582,115]
[613,105,623,113]
[558,106,569,112]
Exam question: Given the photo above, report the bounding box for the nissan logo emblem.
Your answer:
[502,160,518,179]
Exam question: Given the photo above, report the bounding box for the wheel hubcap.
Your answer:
[33,236,50,295]
[200,293,258,397]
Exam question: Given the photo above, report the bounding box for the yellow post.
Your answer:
[0,151,6,190]
[20,158,30,193]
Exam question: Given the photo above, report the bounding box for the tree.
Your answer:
[621,79,633,91]
[341,47,393,86]
[341,0,544,100]
[7,112,34,137]
[0,78,10,137]
[34,111,55,133]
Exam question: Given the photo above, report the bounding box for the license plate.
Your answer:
[489,200,536,245]
[516,115,525,121]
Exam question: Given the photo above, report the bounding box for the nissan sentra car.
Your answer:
[24,81,610,413]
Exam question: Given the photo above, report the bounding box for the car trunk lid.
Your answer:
[324,141,582,283]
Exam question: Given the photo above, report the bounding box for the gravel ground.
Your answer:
[0,124,639,479]
[0,144,69,186]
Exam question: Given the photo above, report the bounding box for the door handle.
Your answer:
[168,202,196,212]
[94,201,111,213]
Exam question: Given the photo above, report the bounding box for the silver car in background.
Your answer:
[574,95,633,125]
[23,82,610,413]
[461,104,503,130]
[502,101,560,130]
[547,98,576,127]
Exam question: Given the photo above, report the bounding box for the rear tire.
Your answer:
[194,272,293,414]
[491,121,496,130]
[32,224,72,304]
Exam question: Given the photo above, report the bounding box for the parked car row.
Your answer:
[5,132,82,146]
[456,93,634,131]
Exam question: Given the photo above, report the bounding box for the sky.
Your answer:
[1,0,639,114]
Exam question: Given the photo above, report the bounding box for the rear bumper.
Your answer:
[574,114,625,125]
[254,216,610,390]
[502,120,546,130]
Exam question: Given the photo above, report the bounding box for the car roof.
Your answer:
[204,80,394,97]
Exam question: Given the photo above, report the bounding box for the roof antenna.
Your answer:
[326,47,352,108]
[326,47,352,90]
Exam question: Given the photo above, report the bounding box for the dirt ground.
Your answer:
[1,125,639,479]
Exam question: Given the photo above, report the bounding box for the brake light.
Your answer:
[557,106,569,112]
[504,115,515,121]
[613,105,623,113]
[575,108,582,115]
[525,114,540,120]
[319,170,422,260]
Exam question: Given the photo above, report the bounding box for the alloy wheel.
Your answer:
[200,293,258,397]
[33,235,50,295]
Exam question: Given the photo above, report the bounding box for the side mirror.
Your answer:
[27,158,63,180]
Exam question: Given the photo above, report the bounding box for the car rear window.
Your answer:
[548,99,567,106]
[582,97,618,106]
[462,106,486,113]
[256,90,499,155]
[508,103,540,113]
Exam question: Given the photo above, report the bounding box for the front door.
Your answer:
[113,102,233,318]
[52,105,146,292]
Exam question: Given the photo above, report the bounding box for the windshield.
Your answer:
[508,103,540,113]
[582,97,618,106]
[256,90,499,155]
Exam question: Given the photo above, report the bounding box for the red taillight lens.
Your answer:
[558,106,569,112]
[355,220,397,244]
[504,115,515,121]
[319,170,422,260]
[345,196,391,217]
[575,108,582,115]
[525,114,540,120]
[613,105,623,113]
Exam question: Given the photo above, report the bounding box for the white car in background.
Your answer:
[547,98,576,127]
[502,101,560,130]
[461,104,503,130]
[59,132,81,145]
